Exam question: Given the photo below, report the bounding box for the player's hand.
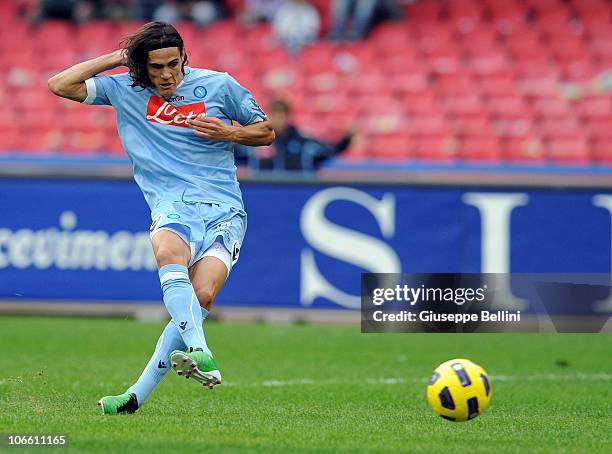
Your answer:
[112,49,128,66]
[187,115,236,141]
[119,49,128,66]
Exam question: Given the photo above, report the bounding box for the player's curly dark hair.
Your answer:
[121,21,188,89]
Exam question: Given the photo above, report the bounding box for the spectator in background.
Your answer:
[329,0,401,40]
[191,0,224,25]
[153,0,181,22]
[73,0,96,21]
[272,0,320,53]
[240,0,285,25]
[239,99,352,172]
[99,0,133,20]
[39,0,138,22]
[39,0,75,20]
[154,0,225,26]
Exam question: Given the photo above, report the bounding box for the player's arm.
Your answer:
[47,50,126,102]
[187,117,275,146]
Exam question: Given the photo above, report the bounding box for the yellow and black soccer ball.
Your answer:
[426,358,492,422]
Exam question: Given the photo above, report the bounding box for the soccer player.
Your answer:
[48,21,274,414]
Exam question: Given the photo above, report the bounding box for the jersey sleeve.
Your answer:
[223,74,268,125]
[82,74,124,106]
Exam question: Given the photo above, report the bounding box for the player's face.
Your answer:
[271,108,289,133]
[147,47,185,97]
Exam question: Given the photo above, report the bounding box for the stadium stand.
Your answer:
[1,0,611,164]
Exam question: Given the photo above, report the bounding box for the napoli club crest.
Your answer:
[194,86,207,99]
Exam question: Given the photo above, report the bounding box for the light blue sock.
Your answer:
[127,321,185,405]
[158,264,209,353]
[126,309,210,405]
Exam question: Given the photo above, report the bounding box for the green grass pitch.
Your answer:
[0,316,610,453]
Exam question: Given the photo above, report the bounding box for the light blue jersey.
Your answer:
[83,67,266,211]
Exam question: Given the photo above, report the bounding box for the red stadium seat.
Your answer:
[447,0,484,15]
[251,47,291,74]
[435,73,476,95]
[203,20,241,44]
[64,129,109,153]
[75,21,116,47]
[362,112,406,135]
[461,33,502,55]
[116,21,147,41]
[13,85,54,107]
[477,75,516,97]
[537,9,574,38]
[582,14,612,40]
[504,137,546,162]
[0,103,23,129]
[332,44,377,71]
[19,127,65,153]
[491,9,529,37]
[487,96,526,117]
[418,35,458,57]
[296,43,334,74]
[578,97,612,119]
[471,52,510,76]
[414,136,459,161]
[21,108,62,130]
[381,54,421,74]
[407,114,450,136]
[63,107,116,132]
[430,55,464,75]
[494,116,536,138]
[368,22,411,46]
[3,48,37,70]
[460,136,503,161]
[243,26,276,55]
[589,39,612,60]
[525,0,564,14]
[345,72,386,95]
[442,95,484,116]
[0,1,18,17]
[305,72,340,93]
[558,59,599,81]
[592,140,612,162]
[449,115,492,136]
[539,117,582,139]
[550,39,589,61]
[354,93,404,116]
[105,132,125,154]
[325,111,359,136]
[515,77,559,97]
[371,35,414,57]
[413,20,454,40]
[40,50,80,71]
[406,1,442,23]
[310,93,351,114]
[452,17,487,36]
[570,0,609,14]
[387,73,429,95]
[545,138,591,163]
[0,128,21,151]
[588,119,612,141]
[403,93,438,115]
[504,32,544,57]
[32,20,73,51]
[368,134,412,159]
[532,97,572,118]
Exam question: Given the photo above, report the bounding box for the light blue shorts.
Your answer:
[149,201,246,271]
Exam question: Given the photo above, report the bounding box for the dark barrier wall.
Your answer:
[0,178,611,313]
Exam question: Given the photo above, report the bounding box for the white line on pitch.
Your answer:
[220,373,612,388]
